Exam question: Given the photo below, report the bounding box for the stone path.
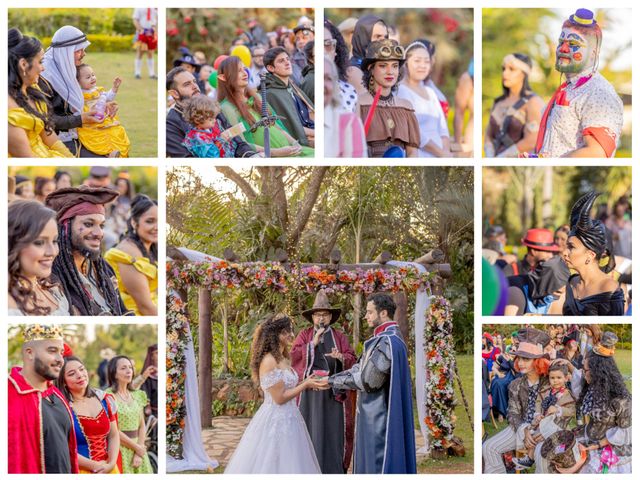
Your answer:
[201,416,427,471]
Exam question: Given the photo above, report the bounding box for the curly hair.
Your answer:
[250,314,293,385]
[324,20,350,82]
[8,200,59,315]
[579,350,630,409]
[182,95,220,128]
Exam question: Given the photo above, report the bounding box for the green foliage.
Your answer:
[169,166,475,358]
[483,166,631,244]
[9,8,134,38]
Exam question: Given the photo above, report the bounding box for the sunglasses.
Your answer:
[324,39,337,50]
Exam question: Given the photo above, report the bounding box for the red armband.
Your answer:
[583,127,617,158]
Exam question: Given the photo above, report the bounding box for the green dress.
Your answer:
[106,389,153,473]
[219,97,314,157]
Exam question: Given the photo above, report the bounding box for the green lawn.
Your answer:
[418,353,474,474]
[483,349,632,471]
[87,51,157,157]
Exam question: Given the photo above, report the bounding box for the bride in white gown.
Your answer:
[225,314,327,474]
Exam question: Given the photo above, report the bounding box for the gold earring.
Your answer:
[585,258,590,265]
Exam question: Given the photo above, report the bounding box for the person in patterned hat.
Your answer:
[530,8,623,158]
[8,325,79,473]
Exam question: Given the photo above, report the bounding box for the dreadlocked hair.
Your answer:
[8,28,55,134]
[124,194,158,264]
[52,219,124,315]
[578,349,630,410]
[250,313,293,385]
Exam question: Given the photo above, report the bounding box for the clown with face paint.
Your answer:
[531,9,623,158]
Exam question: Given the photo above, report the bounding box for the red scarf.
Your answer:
[535,75,593,153]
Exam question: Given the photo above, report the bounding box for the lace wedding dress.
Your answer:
[224,368,321,473]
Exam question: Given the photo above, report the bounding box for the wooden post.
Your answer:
[198,288,213,428]
[222,299,229,374]
[352,293,361,348]
[394,291,409,342]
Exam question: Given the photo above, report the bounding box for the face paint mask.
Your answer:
[555,27,595,74]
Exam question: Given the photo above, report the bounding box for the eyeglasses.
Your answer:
[324,39,337,51]
[313,312,333,318]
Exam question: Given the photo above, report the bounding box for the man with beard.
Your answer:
[165,67,258,158]
[322,293,416,473]
[8,324,79,473]
[291,291,356,473]
[531,9,623,158]
[45,186,131,316]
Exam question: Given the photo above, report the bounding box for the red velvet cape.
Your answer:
[8,366,79,473]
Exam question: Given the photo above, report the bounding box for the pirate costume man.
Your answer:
[357,39,420,157]
[8,325,79,473]
[533,9,623,158]
[45,186,132,316]
[483,328,551,473]
[291,291,356,473]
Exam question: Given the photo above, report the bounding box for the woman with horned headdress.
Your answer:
[561,191,625,315]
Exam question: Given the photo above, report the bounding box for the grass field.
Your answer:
[418,353,474,474]
[483,349,632,472]
[87,51,157,157]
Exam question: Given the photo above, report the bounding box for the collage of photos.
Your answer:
[3,5,635,479]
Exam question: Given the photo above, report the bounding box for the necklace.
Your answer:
[378,92,395,106]
[116,390,133,403]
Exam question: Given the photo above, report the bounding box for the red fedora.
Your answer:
[521,228,560,252]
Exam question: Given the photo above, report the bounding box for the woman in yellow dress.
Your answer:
[8,28,73,158]
[105,195,157,316]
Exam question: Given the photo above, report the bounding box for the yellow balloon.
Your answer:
[230,45,252,67]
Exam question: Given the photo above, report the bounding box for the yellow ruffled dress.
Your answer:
[77,88,131,157]
[8,104,73,158]
[104,248,157,315]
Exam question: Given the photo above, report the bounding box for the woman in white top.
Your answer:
[397,41,451,157]
[8,200,70,316]
[225,314,327,473]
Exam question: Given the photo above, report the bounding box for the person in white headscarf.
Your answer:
[39,25,110,157]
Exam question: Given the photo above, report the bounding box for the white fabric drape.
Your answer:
[388,260,431,454]
[166,316,219,472]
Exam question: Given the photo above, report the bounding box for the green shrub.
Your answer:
[9,8,134,37]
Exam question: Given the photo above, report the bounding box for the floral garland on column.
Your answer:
[423,295,456,450]
[165,260,434,456]
[166,293,190,459]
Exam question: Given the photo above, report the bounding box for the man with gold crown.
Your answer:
[8,325,79,473]
[531,9,623,158]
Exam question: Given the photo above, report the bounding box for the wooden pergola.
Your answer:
[168,246,451,428]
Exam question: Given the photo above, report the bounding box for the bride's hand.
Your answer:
[304,376,329,390]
